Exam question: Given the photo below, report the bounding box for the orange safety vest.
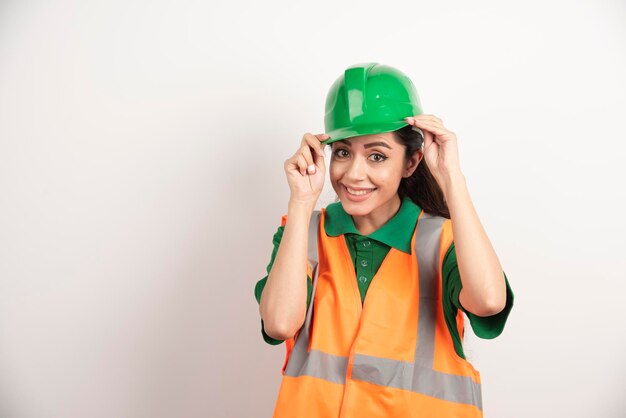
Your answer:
[272,207,483,418]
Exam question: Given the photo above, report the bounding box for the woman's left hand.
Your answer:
[404,114,463,187]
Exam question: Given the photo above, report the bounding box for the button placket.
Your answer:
[355,238,373,288]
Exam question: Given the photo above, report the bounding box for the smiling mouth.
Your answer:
[344,185,377,196]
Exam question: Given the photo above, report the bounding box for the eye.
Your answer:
[369,153,387,163]
[333,148,350,158]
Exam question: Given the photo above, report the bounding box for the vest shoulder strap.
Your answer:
[306,210,451,273]
[307,210,321,275]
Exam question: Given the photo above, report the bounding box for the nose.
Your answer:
[344,154,367,182]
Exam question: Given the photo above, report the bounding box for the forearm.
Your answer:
[441,171,506,316]
[259,200,313,339]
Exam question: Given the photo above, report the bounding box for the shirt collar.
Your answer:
[324,196,422,254]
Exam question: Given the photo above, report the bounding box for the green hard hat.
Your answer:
[321,62,423,145]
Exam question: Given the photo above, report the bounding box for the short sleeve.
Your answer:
[253,222,313,345]
[443,242,514,339]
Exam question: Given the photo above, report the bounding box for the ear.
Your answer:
[403,149,423,178]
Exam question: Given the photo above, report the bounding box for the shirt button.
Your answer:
[363,241,371,247]
[360,259,368,267]
[359,275,368,283]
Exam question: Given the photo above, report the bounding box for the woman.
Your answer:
[254,63,514,417]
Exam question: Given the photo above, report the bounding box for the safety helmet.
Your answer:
[321,62,423,145]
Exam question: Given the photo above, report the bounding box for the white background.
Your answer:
[1,0,625,417]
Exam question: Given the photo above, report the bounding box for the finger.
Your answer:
[296,154,309,176]
[303,133,327,158]
[414,114,443,124]
[285,154,303,175]
[303,133,328,172]
[423,130,435,150]
[412,118,441,129]
[298,144,315,173]
[315,134,330,157]
[410,114,444,128]
[313,146,325,170]
[315,133,330,141]
[411,119,455,139]
[308,146,324,170]
[315,133,331,143]
[406,114,443,128]
[424,114,444,126]
[421,127,435,149]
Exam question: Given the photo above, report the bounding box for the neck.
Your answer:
[351,194,402,235]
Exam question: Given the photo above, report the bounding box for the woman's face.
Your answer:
[329,132,421,220]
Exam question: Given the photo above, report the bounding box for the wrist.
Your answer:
[439,170,466,197]
[288,198,316,213]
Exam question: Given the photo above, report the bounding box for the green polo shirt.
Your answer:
[254,196,514,360]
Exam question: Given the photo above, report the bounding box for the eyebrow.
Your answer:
[340,139,392,149]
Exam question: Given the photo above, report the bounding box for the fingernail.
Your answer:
[307,164,316,174]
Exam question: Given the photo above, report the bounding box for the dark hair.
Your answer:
[394,125,450,219]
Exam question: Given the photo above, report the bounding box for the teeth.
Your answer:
[346,187,374,196]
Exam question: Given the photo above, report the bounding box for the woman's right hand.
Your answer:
[284,133,329,206]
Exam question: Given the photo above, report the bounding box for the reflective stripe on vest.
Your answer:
[280,208,482,416]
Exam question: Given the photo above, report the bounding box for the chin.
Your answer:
[332,182,385,216]
[338,199,376,216]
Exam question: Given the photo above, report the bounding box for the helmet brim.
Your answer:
[321,121,410,145]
